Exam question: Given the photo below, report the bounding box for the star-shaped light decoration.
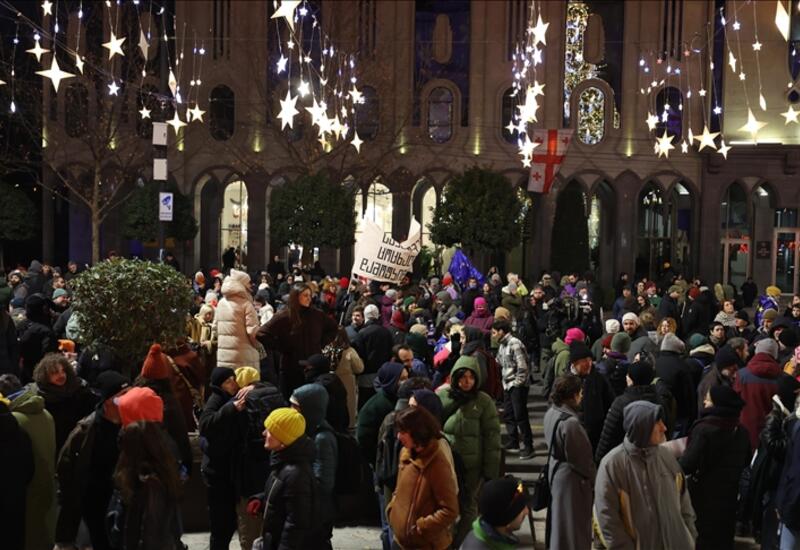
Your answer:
[75,53,85,74]
[530,14,549,47]
[271,1,301,32]
[738,108,767,141]
[688,128,695,144]
[36,54,74,92]
[694,125,719,151]
[102,32,126,60]
[782,105,800,124]
[42,0,53,16]
[518,134,539,163]
[655,130,675,158]
[278,90,299,130]
[138,29,149,58]
[699,88,707,97]
[107,80,120,96]
[168,70,178,97]
[531,80,545,97]
[276,54,288,74]
[680,140,689,154]
[776,0,791,41]
[718,139,732,159]
[297,80,310,97]
[349,86,363,104]
[306,98,328,130]
[27,40,49,63]
[728,51,737,73]
[167,110,186,134]
[505,120,517,135]
[645,112,659,131]
[516,86,539,123]
[139,105,151,119]
[188,103,205,122]
[753,40,762,51]
[350,132,363,153]
[0,78,5,85]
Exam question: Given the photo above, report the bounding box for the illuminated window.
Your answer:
[420,186,437,248]
[428,87,453,143]
[356,180,393,238]
[501,87,517,143]
[577,87,605,145]
[221,180,248,259]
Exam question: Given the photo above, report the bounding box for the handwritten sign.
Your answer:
[352,218,421,283]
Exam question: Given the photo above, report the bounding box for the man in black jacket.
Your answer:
[568,341,615,453]
[656,333,696,437]
[352,304,393,408]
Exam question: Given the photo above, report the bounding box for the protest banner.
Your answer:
[352,218,421,283]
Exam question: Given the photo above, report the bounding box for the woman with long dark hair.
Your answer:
[258,283,339,398]
[322,327,364,430]
[113,420,183,550]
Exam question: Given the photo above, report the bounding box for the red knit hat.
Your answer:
[339,277,350,289]
[141,344,170,380]
[442,274,453,286]
[116,387,164,427]
[688,287,701,299]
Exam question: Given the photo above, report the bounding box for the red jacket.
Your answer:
[735,352,782,449]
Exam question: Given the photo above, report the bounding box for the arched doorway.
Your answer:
[550,180,589,275]
[636,181,693,281]
[220,180,248,268]
[588,180,615,287]
[720,182,750,288]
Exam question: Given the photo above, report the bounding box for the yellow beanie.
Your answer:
[0,393,9,406]
[235,366,261,388]
[767,286,782,298]
[264,408,306,446]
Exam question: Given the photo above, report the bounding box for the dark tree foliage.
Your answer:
[122,181,198,242]
[550,182,589,274]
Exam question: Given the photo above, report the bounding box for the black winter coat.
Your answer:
[0,309,19,377]
[580,369,616,452]
[17,319,56,383]
[258,435,317,550]
[0,403,34,550]
[308,371,350,433]
[657,295,681,325]
[682,296,713,338]
[680,408,751,550]
[198,386,239,483]
[35,379,97,456]
[656,351,696,422]
[351,320,394,375]
[594,384,664,463]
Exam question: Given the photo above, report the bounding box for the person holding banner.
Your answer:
[258,284,339,399]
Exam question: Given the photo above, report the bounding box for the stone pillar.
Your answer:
[612,171,641,277]
[245,173,268,271]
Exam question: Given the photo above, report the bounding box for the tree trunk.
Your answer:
[92,211,101,264]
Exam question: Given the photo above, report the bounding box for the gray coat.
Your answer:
[594,401,697,549]
[543,404,596,550]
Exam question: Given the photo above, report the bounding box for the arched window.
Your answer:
[577,86,605,145]
[210,85,235,140]
[501,87,517,143]
[656,87,683,138]
[220,180,248,259]
[720,183,748,238]
[720,183,749,288]
[355,86,379,140]
[420,185,437,248]
[64,83,89,138]
[359,180,393,238]
[427,87,453,143]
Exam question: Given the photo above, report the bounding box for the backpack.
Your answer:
[375,415,402,491]
[652,376,678,434]
[476,348,503,400]
[244,384,287,454]
[327,429,364,495]
[447,442,470,511]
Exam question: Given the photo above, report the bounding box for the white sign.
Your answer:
[152,122,168,146]
[159,192,174,221]
[153,158,168,181]
[351,218,421,283]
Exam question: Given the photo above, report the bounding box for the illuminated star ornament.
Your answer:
[139,105,151,119]
[188,104,206,122]
[350,132,363,153]
[278,90,299,130]
[102,32,126,60]
[645,112,659,131]
[167,111,187,134]
[271,1,301,32]
[782,105,800,124]
[276,54,288,74]
[718,139,732,159]
[75,53,85,74]
[655,130,675,158]
[27,39,49,63]
[680,140,689,154]
[306,98,328,131]
[694,126,719,151]
[530,14,549,47]
[36,54,74,92]
[107,80,120,96]
[738,108,767,141]
[42,0,53,16]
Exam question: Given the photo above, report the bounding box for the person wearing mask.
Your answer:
[258,283,339,399]
[249,408,316,549]
[387,406,459,550]
[656,333,696,437]
[594,361,665,463]
[737,338,784,450]
[460,476,532,550]
[437,356,501,546]
[214,269,260,370]
[493,320,534,459]
[680,385,750,550]
[351,303,394,407]
[544,375,596,550]
[290,384,338,549]
[0,396,34,550]
[30,353,97,457]
[54,371,130,550]
[464,297,495,336]
[322,328,364,431]
[594,401,697,549]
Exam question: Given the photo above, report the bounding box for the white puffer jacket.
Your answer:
[214,269,260,369]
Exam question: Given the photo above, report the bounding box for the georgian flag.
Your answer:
[527,129,573,194]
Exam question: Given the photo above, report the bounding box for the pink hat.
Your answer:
[564,327,586,345]
[474,296,487,309]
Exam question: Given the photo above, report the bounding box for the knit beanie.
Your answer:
[687,333,708,350]
[610,332,632,354]
[116,387,164,427]
[709,385,745,412]
[777,374,800,410]
[474,296,488,310]
[141,343,171,380]
[52,288,68,300]
[210,366,236,388]
[569,341,593,363]
[94,371,130,402]
[622,312,640,326]
[627,361,654,386]
[564,327,586,345]
[494,307,511,321]
[605,319,620,334]
[436,291,452,306]
[763,309,779,322]
[58,339,75,353]
[767,286,782,297]
[735,310,750,323]
[714,346,740,370]
[755,338,779,359]
[442,274,453,287]
[386,288,398,301]
[264,407,306,446]
[780,328,800,350]
[661,332,686,354]
[339,277,350,289]
[409,323,428,336]
[411,389,443,421]
[479,477,532,527]
[601,334,614,350]
[688,287,701,300]
[235,366,261,388]
[364,304,380,321]
[403,296,416,309]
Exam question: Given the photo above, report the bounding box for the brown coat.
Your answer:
[387,438,459,550]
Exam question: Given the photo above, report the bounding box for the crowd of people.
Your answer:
[3,255,800,550]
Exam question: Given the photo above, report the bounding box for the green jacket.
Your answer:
[356,389,396,467]
[552,338,571,378]
[460,517,519,549]
[437,356,501,484]
[11,387,56,550]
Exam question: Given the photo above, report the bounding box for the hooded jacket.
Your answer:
[436,357,501,484]
[0,401,34,550]
[11,387,57,550]
[198,383,239,483]
[736,352,783,449]
[214,270,260,368]
[32,375,97,456]
[594,384,665,463]
[594,401,697,550]
[357,363,404,466]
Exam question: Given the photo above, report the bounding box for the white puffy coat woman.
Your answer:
[214,269,260,368]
